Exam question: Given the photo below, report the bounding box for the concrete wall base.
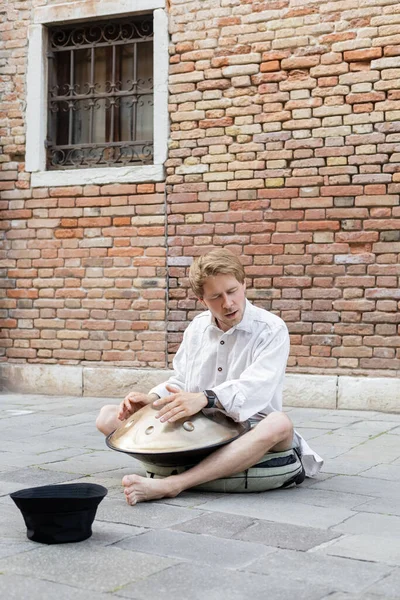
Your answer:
[1,363,399,413]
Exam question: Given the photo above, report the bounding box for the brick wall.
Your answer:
[1,0,400,378]
[0,180,167,366]
[165,0,400,376]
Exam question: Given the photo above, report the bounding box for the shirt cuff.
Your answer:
[212,385,246,422]
[148,383,171,399]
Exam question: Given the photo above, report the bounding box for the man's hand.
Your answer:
[117,391,158,421]
[153,384,207,423]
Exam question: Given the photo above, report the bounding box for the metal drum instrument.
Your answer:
[106,403,250,467]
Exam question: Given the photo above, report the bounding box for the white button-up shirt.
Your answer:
[150,299,323,477]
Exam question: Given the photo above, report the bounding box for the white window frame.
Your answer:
[26,0,168,187]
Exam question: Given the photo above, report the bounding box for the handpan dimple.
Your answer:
[182,421,194,432]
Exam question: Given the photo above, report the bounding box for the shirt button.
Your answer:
[218,367,222,372]
[220,340,225,345]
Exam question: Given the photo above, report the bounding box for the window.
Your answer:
[48,17,154,169]
[26,0,168,187]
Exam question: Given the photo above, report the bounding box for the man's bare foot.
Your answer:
[122,474,181,505]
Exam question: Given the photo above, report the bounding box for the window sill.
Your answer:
[30,164,165,188]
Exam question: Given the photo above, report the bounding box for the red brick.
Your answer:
[101,184,137,196]
[199,117,234,128]
[298,221,340,231]
[170,202,209,214]
[336,231,379,242]
[49,186,83,197]
[321,186,363,197]
[54,229,84,239]
[346,92,385,104]
[274,277,312,288]
[365,219,400,230]
[343,48,382,62]
[244,245,284,255]
[0,210,31,219]
[260,61,280,72]
[113,217,131,226]
[78,217,112,227]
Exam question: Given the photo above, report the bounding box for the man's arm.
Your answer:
[154,325,289,424]
[153,385,208,423]
[117,391,160,421]
[212,325,290,422]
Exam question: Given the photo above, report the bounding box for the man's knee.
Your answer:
[96,404,119,435]
[257,411,294,447]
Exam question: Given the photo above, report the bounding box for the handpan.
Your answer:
[106,403,251,467]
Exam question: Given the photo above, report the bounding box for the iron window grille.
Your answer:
[47,16,154,170]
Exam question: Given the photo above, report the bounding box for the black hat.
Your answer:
[10,483,108,544]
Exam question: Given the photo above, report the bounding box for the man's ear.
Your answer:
[197,296,206,307]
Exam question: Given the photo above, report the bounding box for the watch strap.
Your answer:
[203,389,218,409]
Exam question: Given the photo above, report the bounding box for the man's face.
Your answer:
[200,273,246,332]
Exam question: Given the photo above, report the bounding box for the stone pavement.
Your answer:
[0,393,400,600]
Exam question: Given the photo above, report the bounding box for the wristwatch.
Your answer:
[203,389,218,409]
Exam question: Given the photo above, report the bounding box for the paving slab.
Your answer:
[115,562,332,600]
[41,450,135,474]
[172,510,344,552]
[251,485,374,510]
[332,512,400,537]
[318,534,400,566]
[322,457,386,476]
[115,528,277,568]
[161,490,226,507]
[0,467,85,487]
[0,502,33,539]
[356,497,400,517]
[96,496,204,529]
[0,545,178,593]
[0,574,112,600]
[0,541,36,560]
[312,475,400,499]
[292,426,328,440]
[321,593,388,600]
[366,568,400,598]
[234,520,341,551]
[0,393,399,599]
[197,493,355,529]
[89,521,146,546]
[172,511,255,538]
[245,548,392,594]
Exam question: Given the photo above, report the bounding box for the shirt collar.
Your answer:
[208,299,253,335]
[233,299,253,333]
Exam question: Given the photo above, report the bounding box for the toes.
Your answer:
[122,475,140,487]
[126,493,137,506]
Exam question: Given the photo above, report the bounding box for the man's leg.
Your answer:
[122,411,294,505]
[96,405,120,436]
